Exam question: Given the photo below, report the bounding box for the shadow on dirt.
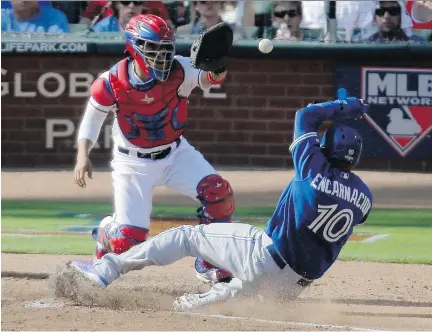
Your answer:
[343,311,432,319]
[301,298,432,308]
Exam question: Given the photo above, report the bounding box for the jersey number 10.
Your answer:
[307,204,353,243]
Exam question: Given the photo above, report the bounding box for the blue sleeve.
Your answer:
[292,102,339,139]
[92,20,107,32]
[409,35,427,42]
[1,9,11,31]
[289,132,327,181]
[1,10,6,31]
[289,102,340,180]
[289,102,340,181]
[92,17,119,32]
[44,8,69,33]
[290,98,364,180]
[59,14,70,33]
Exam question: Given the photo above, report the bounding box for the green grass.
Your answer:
[1,200,432,264]
[340,209,432,264]
[1,200,275,219]
[1,235,94,255]
[1,216,92,232]
[340,226,432,264]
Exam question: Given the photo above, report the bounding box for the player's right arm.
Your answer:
[74,72,116,188]
[289,98,365,180]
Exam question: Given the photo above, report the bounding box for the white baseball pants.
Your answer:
[93,223,308,300]
[110,137,216,229]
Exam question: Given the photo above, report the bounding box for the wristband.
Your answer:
[207,71,227,85]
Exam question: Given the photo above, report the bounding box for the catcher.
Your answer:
[73,14,235,284]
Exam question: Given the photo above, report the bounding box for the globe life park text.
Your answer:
[1,69,228,150]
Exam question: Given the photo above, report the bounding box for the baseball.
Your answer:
[258,39,273,54]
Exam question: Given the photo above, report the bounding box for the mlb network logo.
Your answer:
[361,67,432,157]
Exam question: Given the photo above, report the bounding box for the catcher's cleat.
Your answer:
[94,242,108,263]
[195,258,233,284]
[67,259,108,288]
[92,216,114,262]
[91,217,149,262]
[173,279,241,311]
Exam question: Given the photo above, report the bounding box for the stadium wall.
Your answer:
[2,41,431,172]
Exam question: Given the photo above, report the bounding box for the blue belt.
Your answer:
[266,243,313,287]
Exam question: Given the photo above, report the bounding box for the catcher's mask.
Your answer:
[124,14,175,81]
[320,123,363,170]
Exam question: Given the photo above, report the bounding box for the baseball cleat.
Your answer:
[172,282,233,311]
[195,269,233,284]
[195,258,233,284]
[67,259,108,288]
[91,216,115,262]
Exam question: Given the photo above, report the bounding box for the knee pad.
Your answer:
[196,174,235,224]
[92,218,149,258]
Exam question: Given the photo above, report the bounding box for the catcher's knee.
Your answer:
[196,174,234,224]
[93,217,149,257]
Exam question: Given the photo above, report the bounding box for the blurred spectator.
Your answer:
[362,1,426,41]
[1,0,69,33]
[1,0,51,9]
[406,0,432,29]
[51,1,87,24]
[299,1,413,41]
[271,1,303,40]
[356,0,416,40]
[229,0,255,37]
[176,1,232,35]
[253,0,273,38]
[79,1,171,27]
[165,0,190,28]
[220,1,236,25]
[91,1,144,32]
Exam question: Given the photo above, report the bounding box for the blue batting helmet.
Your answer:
[320,123,363,168]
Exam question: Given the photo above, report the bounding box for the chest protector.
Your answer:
[109,59,188,148]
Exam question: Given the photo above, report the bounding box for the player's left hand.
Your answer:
[190,22,233,74]
[334,97,369,122]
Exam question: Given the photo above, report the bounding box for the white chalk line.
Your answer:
[16,297,392,331]
[175,311,392,332]
[362,234,389,243]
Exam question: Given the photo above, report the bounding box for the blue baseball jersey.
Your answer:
[92,16,121,33]
[1,6,69,33]
[265,102,373,280]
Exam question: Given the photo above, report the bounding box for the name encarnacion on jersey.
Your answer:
[310,173,371,217]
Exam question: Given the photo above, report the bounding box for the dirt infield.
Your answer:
[2,169,432,331]
[2,254,432,331]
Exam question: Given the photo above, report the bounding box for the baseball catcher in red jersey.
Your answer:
[73,14,235,284]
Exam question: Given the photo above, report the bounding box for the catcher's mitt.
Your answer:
[190,22,233,74]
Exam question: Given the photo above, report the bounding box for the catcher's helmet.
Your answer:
[124,14,175,81]
[320,123,363,169]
